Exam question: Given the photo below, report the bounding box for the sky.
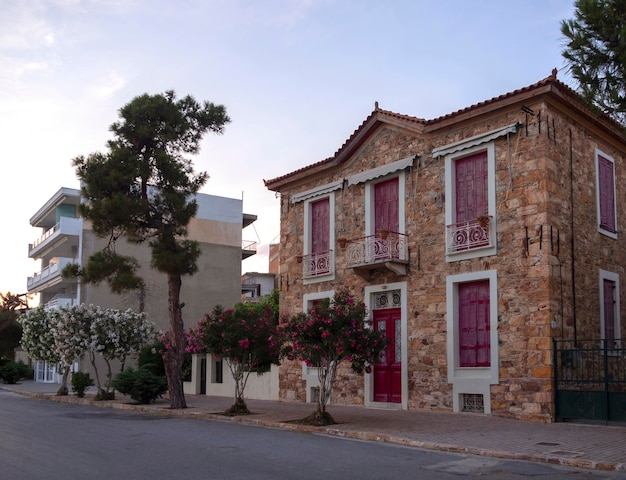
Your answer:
[1,0,576,298]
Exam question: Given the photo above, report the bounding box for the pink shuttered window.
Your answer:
[455,151,488,223]
[374,177,399,233]
[458,280,490,367]
[603,278,617,347]
[598,155,616,233]
[311,198,330,254]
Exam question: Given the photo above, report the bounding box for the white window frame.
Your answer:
[364,172,406,237]
[444,142,497,261]
[302,290,335,403]
[446,270,499,413]
[599,269,621,347]
[595,148,618,239]
[302,194,335,284]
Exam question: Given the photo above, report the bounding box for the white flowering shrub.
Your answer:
[18,304,156,399]
[18,307,59,364]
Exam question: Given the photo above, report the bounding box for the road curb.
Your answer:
[4,387,625,472]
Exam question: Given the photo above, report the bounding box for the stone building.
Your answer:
[264,73,626,422]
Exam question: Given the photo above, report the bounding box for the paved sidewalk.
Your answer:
[3,381,625,472]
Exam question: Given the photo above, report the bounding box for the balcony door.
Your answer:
[374,177,399,234]
[455,151,488,223]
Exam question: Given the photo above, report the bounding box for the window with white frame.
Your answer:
[446,270,499,414]
[444,143,496,260]
[596,149,617,238]
[303,195,335,282]
[599,269,620,348]
[302,291,334,402]
[366,174,405,237]
[446,270,499,378]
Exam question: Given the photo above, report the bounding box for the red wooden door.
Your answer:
[374,178,399,233]
[311,198,330,254]
[458,280,490,367]
[455,151,488,223]
[603,278,616,347]
[373,308,401,403]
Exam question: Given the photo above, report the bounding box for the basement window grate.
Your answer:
[462,393,484,413]
[310,387,320,404]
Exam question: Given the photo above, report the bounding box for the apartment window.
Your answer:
[303,195,335,281]
[444,143,496,260]
[600,270,620,348]
[596,150,617,237]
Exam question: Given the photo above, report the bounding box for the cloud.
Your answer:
[88,72,127,99]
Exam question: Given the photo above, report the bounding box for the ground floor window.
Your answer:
[600,269,620,348]
[446,270,498,414]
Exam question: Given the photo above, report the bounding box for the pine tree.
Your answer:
[68,91,229,408]
[561,0,626,124]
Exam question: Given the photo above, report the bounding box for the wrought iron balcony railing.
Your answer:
[446,217,493,254]
[345,232,408,268]
[301,250,334,278]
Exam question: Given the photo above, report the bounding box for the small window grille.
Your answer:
[310,387,320,404]
[462,393,484,413]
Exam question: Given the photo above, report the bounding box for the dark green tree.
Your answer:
[68,91,230,408]
[0,293,29,360]
[561,0,626,124]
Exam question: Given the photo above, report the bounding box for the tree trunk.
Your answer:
[57,367,70,396]
[165,274,187,409]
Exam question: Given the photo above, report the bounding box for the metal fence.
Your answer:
[553,338,626,424]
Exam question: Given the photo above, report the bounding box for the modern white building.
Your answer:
[27,186,257,382]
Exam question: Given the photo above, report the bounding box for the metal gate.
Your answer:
[554,339,626,424]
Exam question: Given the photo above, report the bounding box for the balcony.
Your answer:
[27,257,76,292]
[300,250,334,279]
[43,296,77,311]
[345,232,408,275]
[446,217,493,255]
[29,217,81,259]
[242,240,257,260]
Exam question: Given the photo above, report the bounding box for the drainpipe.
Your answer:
[569,128,578,343]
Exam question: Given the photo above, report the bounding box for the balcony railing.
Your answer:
[27,257,75,291]
[44,296,77,311]
[346,232,408,269]
[29,217,81,256]
[446,217,493,254]
[301,250,334,278]
[242,240,257,259]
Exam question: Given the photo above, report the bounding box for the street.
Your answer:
[0,389,622,479]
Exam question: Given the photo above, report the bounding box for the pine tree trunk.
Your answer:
[165,274,187,409]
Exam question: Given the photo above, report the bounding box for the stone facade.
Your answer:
[265,75,626,422]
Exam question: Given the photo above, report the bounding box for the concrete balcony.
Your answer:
[27,257,76,293]
[345,232,408,276]
[28,217,81,259]
[242,240,257,259]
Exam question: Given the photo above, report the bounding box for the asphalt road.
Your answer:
[0,389,622,480]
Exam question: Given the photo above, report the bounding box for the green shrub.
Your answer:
[137,342,165,376]
[71,371,94,398]
[0,360,32,384]
[112,367,168,404]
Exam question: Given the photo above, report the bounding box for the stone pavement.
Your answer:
[3,381,625,472]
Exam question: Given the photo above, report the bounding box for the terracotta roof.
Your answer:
[264,73,625,191]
